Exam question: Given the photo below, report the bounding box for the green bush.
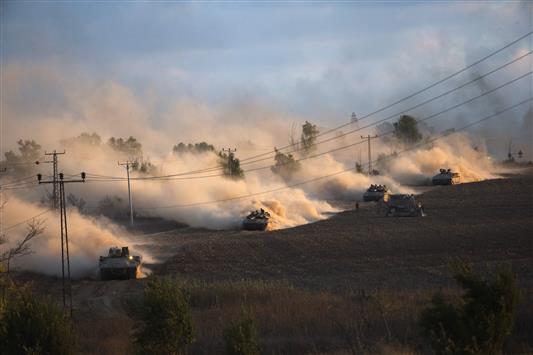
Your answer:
[300,121,319,153]
[419,263,518,355]
[0,283,76,355]
[271,148,300,181]
[224,308,260,355]
[132,278,195,355]
[218,151,245,179]
[393,115,422,145]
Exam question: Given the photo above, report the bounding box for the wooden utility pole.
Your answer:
[221,148,236,177]
[41,150,65,209]
[118,161,134,226]
[361,135,378,175]
[37,171,85,317]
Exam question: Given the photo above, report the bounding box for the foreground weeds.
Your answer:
[154,280,433,354]
[68,278,532,354]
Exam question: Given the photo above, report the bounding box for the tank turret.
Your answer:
[242,208,270,231]
[363,184,390,202]
[99,246,142,280]
[432,168,461,185]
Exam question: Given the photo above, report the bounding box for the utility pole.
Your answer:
[351,112,358,127]
[118,161,134,226]
[351,113,360,172]
[37,171,85,317]
[361,135,378,175]
[41,150,65,209]
[507,139,514,161]
[221,148,236,177]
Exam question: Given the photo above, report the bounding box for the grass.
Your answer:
[70,278,531,354]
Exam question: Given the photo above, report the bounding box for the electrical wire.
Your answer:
[132,97,532,210]
[236,31,533,162]
[1,209,50,232]
[84,70,532,182]
[85,38,533,180]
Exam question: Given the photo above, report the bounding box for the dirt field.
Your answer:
[9,169,533,354]
[146,171,533,291]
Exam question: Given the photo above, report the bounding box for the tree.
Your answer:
[1,139,42,175]
[96,195,129,219]
[0,281,76,355]
[393,115,422,145]
[300,121,319,153]
[173,142,216,155]
[224,308,260,355]
[132,278,195,355]
[271,148,300,181]
[131,158,159,176]
[1,200,45,275]
[355,162,364,174]
[60,132,102,148]
[67,193,86,213]
[419,262,518,355]
[108,136,143,157]
[0,221,44,275]
[375,122,395,144]
[288,122,300,150]
[219,151,244,179]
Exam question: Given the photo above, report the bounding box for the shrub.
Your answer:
[218,151,244,179]
[132,278,195,355]
[173,142,216,155]
[419,262,518,355]
[393,115,422,145]
[0,282,76,355]
[271,148,300,181]
[300,121,319,153]
[224,307,260,355]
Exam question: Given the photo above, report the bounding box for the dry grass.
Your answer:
[10,276,529,354]
[75,316,134,355]
[71,279,529,354]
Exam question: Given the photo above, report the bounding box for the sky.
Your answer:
[1,1,532,148]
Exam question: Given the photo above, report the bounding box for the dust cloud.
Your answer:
[2,197,148,278]
[1,64,525,277]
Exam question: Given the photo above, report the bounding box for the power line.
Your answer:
[85,45,532,181]
[84,70,532,183]
[134,97,532,210]
[1,32,531,190]
[0,174,39,188]
[236,50,532,167]
[118,161,135,226]
[232,31,533,163]
[1,209,50,233]
[0,183,40,191]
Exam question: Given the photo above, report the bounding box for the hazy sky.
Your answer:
[2,1,532,127]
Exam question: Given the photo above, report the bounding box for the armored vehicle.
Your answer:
[242,209,270,231]
[363,184,389,202]
[99,246,142,280]
[380,194,423,217]
[432,168,460,185]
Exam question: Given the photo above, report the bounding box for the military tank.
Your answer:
[242,208,270,231]
[99,246,142,280]
[380,194,424,217]
[432,168,461,185]
[363,184,389,202]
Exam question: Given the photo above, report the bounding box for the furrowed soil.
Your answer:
[154,172,533,290]
[11,169,533,354]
